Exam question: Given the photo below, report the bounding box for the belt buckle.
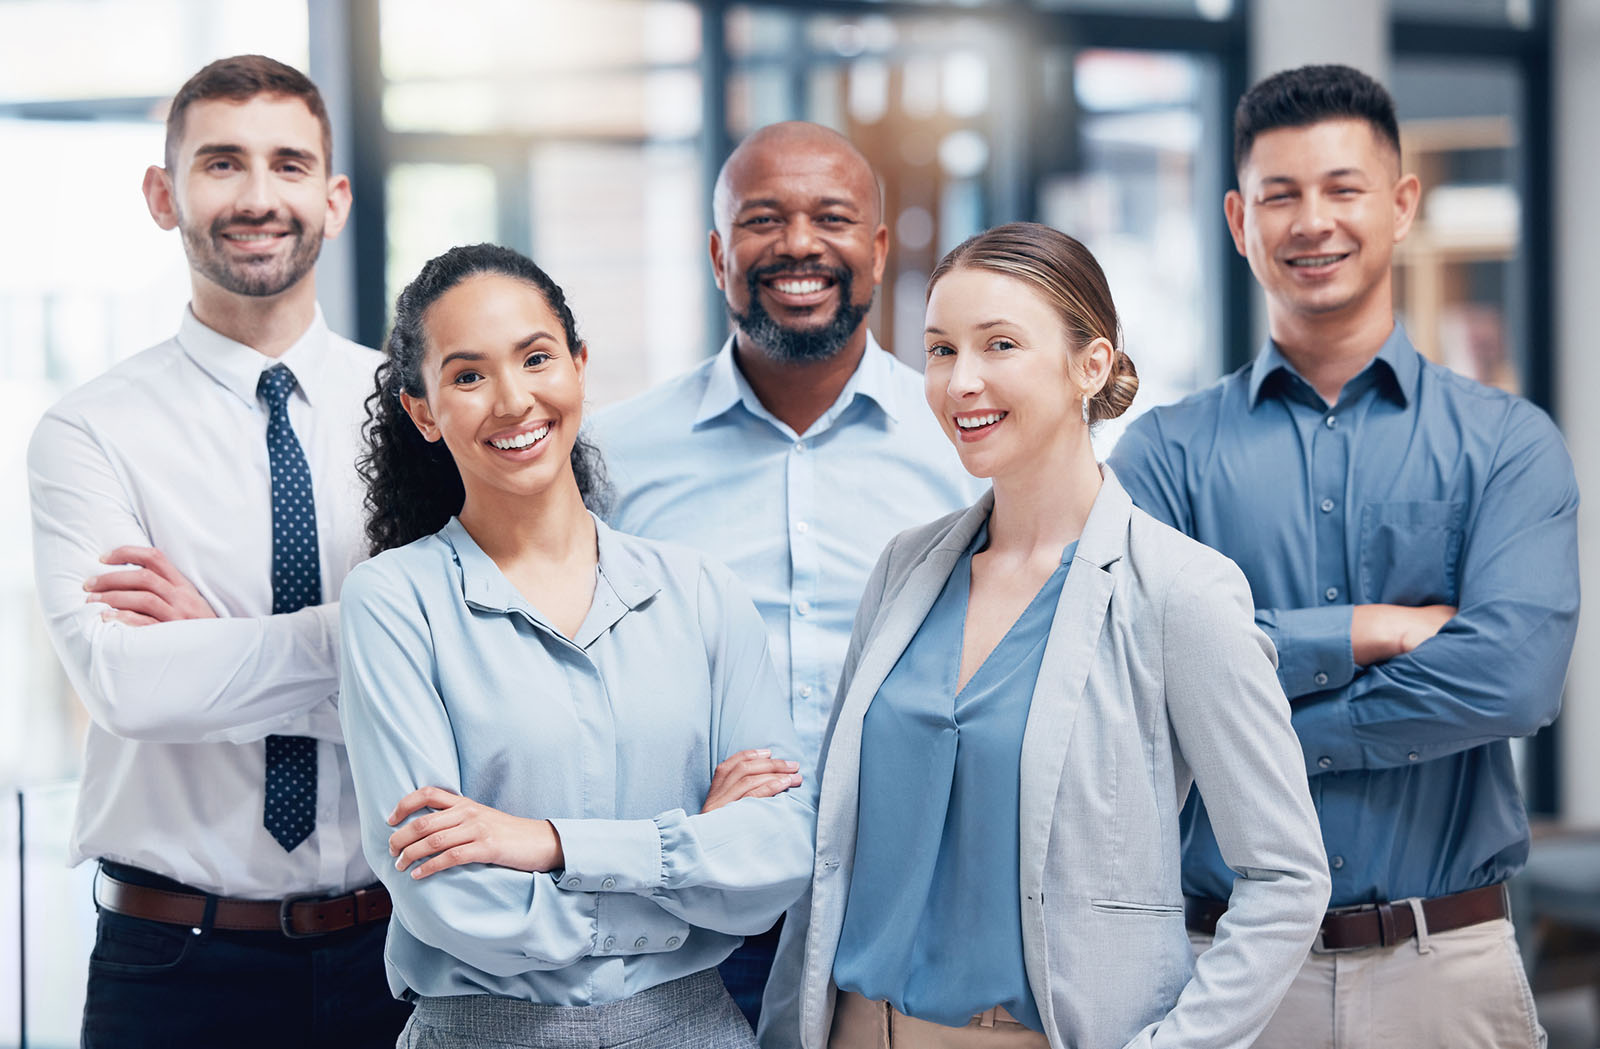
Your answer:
[278,892,329,939]
[1312,903,1379,954]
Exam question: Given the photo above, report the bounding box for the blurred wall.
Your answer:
[1555,0,1600,827]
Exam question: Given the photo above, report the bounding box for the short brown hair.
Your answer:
[928,222,1138,423]
[165,55,333,172]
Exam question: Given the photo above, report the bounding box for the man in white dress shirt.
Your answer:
[27,56,407,1048]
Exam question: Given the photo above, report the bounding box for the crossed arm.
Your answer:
[28,412,344,744]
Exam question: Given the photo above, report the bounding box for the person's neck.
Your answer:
[732,327,868,436]
[457,475,597,574]
[1270,292,1396,408]
[190,274,319,359]
[987,433,1102,559]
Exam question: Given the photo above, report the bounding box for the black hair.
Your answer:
[1233,64,1401,175]
[359,243,611,555]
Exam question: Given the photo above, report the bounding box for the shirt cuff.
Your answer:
[547,817,664,893]
[1258,604,1356,698]
[1290,695,1365,776]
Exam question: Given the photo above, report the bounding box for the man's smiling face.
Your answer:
[710,129,889,363]
[1226,118,1418,326]
[166,94,337,299]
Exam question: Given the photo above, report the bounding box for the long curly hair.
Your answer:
[359,243,611,555]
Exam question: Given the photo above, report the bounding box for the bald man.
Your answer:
[592,122,980,1028]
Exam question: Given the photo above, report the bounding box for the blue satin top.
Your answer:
[832,522,1076,1032]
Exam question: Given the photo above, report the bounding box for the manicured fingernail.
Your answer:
[410,868,422,879]
[394,856,405,870]
[755,749,771,756]
[784,761,799,771]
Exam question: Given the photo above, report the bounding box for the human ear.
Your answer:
[322,173,353,240]
[142,166,180,231]
[1080,336,1115,396]
[400,390,441,443]
[1223,190,1248,257]
[1391,172,1421,244]
[708,229,728,292]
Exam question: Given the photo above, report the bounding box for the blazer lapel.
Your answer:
[828,494,994,752]
[1018,469,1132,891]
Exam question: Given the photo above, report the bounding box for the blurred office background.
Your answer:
[3,0,1600,1044]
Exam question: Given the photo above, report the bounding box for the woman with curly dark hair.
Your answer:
[338,243,816,1049]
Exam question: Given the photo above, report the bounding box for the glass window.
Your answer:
[1393,57,1525,394]
[1392,0,1535,28]
[529,142,707,402]
[0,0,308,103]
[376,0,705,407]
[1037,48,1226,449]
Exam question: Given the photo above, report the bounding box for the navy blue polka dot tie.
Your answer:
[258,364,319,853]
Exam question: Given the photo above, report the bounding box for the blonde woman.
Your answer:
[762,223,1329,1049]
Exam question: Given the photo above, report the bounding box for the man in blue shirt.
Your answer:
[592,121,980,1030]
[1108,64,1577,1048]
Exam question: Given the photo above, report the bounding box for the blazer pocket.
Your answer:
[1088,898,1183,916]
[1358,500,1465,606]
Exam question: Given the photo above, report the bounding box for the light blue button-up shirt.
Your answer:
[593,335,984,769]
[338,517,817,1004]
[1109,324,1579,906]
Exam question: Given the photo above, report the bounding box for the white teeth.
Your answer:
[773,279,827,294]
[1288,254,1345,267]
[488,424,550,450]
[956,412,1006,429]
[225,232,280,241]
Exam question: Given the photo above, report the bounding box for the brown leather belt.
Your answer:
[95,869,393,938]
[1185,883,1508,950]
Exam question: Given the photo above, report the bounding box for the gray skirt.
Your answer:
[398,969,756,1049]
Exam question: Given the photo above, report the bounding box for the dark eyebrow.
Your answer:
[439,350,486,368]
[515,331,560,350]
[191,143,321,166]
[737,197,863,214]
[192,144,244,160]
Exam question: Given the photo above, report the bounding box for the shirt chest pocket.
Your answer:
[1358,500,1465,606]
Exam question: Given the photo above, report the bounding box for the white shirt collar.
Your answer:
[176,304,334,410]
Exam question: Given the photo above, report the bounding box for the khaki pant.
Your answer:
[828,992,1050,1049]
[1191,917,1545,1049]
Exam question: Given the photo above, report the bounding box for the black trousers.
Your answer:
[81,863,411,1049]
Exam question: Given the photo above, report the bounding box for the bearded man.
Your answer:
[592,121,981,1030]
[28,55,407,1049]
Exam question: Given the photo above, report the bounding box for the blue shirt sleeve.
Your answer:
[552,560,817,937]
[1291,404,1579,776]
[338,563,606,978]
[1112,413,1355,699]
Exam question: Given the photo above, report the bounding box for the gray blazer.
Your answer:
[760,468,1330,1049]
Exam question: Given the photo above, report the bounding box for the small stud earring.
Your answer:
[1081,394,1091,425]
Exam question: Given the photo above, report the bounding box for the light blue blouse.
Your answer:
[832,524,1076,1032]
[338,516,817,1006]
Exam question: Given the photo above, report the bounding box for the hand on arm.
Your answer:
[85,546,218,626]
[700,749,802,814]
[1350,604,1456,666]
[387,786,565,880]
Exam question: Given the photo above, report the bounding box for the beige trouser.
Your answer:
[1190,917,1545,1049]
[828,991,1050,1049]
